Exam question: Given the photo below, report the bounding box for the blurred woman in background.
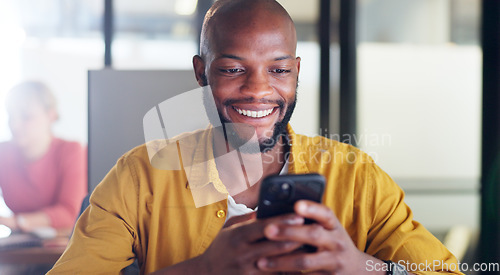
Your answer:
[0,81,87,234]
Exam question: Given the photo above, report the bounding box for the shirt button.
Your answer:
[216,210,226,218]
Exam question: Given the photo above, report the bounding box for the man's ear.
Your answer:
[193,55,207,87]
[296,56,301,75]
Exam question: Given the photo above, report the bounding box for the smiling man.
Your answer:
[195,0,299,153]
[49,1,463,274]
[193,0,301,209]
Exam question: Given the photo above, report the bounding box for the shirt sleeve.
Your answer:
[48,155,140,274]
[364,162,464,275]
[42,143,88,228]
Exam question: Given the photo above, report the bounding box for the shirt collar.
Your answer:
[182,125,227,193]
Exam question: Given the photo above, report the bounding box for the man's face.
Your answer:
[196,13,300,151]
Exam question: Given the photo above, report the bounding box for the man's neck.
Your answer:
[260,136,287,177]
[213,129,288,208]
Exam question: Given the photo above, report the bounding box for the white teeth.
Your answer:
[235,107,274,118]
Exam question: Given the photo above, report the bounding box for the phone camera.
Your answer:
[267,182,293,201]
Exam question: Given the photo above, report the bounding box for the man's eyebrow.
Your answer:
[219,54,243,60]
[217,54,294,61]
[274,55,293,61]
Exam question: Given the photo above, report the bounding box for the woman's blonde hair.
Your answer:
[6,81,58,114]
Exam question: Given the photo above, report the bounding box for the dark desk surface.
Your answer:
[0,245,65,265]
[0,233,68,266]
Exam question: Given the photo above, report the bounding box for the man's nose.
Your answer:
[240,70,273,99]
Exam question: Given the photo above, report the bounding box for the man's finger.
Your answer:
[235,213,304,243]
[263,223,345,251]
[223,212,256,228]
[247,239,303,260]
[294,200,338,230]
[257,251,339,272]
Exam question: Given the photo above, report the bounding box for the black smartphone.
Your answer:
[257,173,325,221]
[256,173,326,252]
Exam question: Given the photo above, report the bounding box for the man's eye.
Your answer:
[271,69,291,74]
[220,68,244,73]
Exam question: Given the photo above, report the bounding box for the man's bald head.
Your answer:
[199,0,297,61]
[192,0,301,153]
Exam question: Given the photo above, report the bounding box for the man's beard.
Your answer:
[220,97,296,153]
[202,74,297,153]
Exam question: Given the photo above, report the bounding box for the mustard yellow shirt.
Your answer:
[49,126,462,274]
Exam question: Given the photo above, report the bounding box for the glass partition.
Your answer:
[356,0,481,262]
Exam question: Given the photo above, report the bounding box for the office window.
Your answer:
[0,0,103,143]
[112,0,198,69]
[356,0,481,244]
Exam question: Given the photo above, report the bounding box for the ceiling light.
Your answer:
[175,0,198,16]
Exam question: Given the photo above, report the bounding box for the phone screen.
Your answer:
[256,173,325,252]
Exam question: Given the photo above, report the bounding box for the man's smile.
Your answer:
[226,103,281,127]
[232,106,277,118]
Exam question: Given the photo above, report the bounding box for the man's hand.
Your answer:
[195,213,305,275]
[255,200,386,274]
[223,212,256,228]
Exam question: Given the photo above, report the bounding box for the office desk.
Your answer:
[0,232,68,268]
[0,246,65,265]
